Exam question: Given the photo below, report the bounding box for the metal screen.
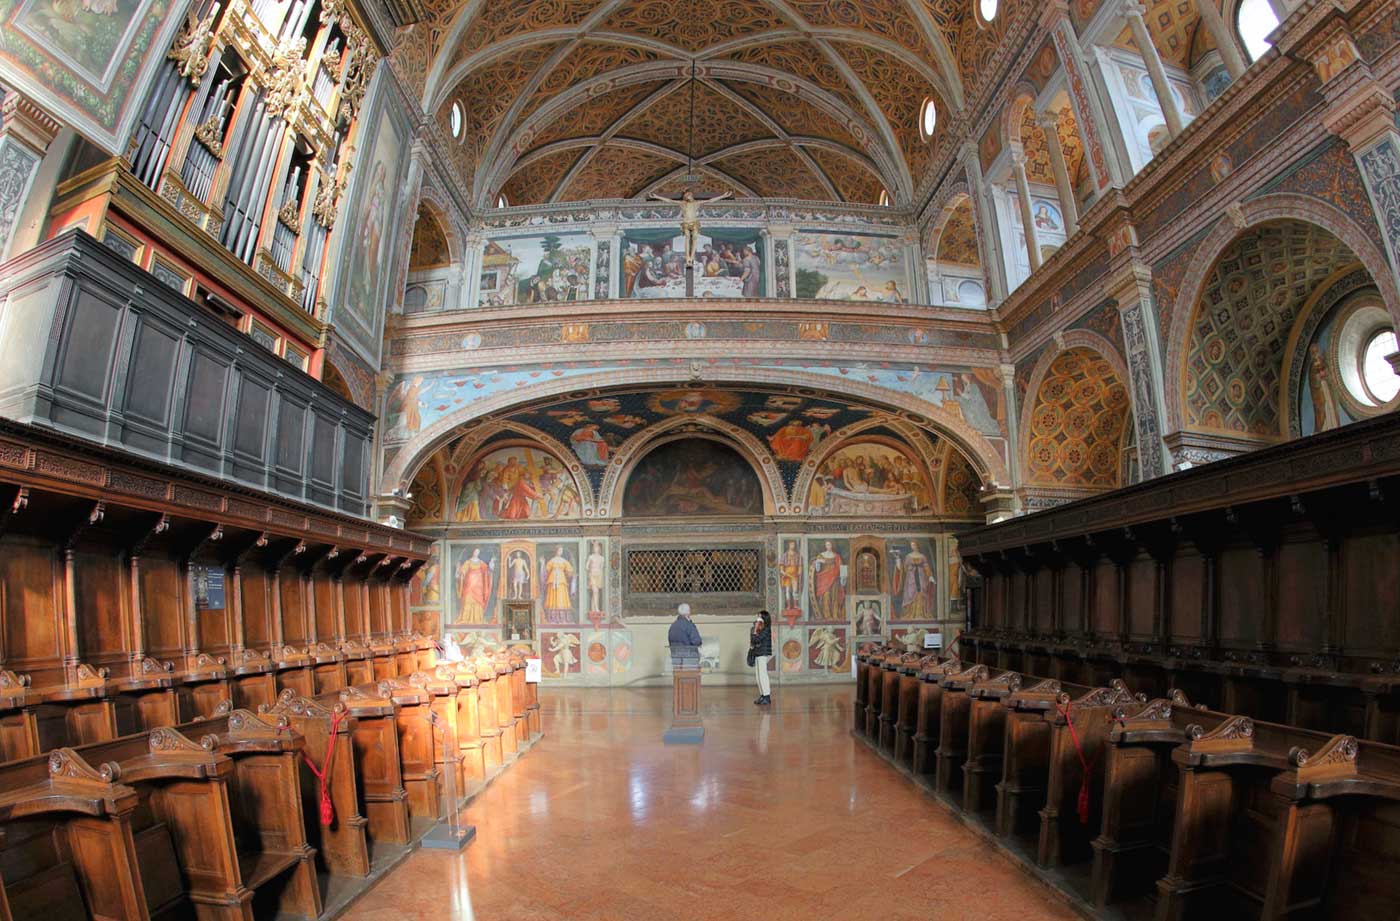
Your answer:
[626,548,761,594]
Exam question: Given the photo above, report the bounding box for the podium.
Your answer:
[664,644,704,744]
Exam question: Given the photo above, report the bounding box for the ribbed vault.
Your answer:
[408,0,1029,208]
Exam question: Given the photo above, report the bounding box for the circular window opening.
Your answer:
[1236,0,1279,62]
[1362,330,1400,404]
[978,0,998,26]
[919,97,938,140]
[449,101,463,139]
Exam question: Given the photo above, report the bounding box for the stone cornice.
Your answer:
[385,338,1004,376]
[394,296,1001,330]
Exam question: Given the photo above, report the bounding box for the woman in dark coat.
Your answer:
[748,610,773,705]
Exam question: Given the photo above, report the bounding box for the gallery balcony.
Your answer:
[0,229,375,515]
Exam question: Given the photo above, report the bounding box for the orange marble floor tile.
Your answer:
[340,686,1080,921]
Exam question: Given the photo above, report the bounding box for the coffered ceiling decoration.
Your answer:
[412,0,1031,208]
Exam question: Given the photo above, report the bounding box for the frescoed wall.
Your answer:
[330,76,414,367]
[621,438,762,517]
[478,232,593,306]
[793,230,910,303]
[619,228,764,298]
[401,387,984,686]
[1,0,184,152]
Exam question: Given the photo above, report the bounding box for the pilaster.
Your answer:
[1106,261,1170,479]
[0,90,61,260]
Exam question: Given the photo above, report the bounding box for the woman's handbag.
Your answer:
[746,647,756,667]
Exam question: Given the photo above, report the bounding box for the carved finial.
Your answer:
[227,708,288,737]
[1291,734,1359,778]
[149,726,217,753]
[49,748,120,783]
[260,687,344,718]
[212,698,233,715]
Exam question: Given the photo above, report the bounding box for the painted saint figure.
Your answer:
[779,541,802,615]
[809,540,847,621]
[891,542,936,620]
[455,548,495,624]
[648,189,733,265]
[585,541,606,615]
[509,551,532,600]
[542,546,576,624]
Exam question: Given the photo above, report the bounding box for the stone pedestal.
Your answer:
[664,667,704,744]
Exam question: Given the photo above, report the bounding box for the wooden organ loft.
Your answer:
[857,412,1400,921]
[41,0,380,381]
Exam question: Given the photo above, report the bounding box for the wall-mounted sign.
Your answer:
[194,566,225,610]
[525,658,542,683]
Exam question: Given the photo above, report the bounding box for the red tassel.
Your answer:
[320,790,335,826]
[1077,781,1090,826]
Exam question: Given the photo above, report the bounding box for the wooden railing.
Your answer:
[956,413,1400,745]
[855,645,1400,919]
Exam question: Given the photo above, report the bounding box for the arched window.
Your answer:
[878,189,890,207]
[496,193,509,209]
[1236,0,1280,62]
[449,101,463,139]
[977,0,998,26]
[919,97,938,140]
[1361,330,1400,404]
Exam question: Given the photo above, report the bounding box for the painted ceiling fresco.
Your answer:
[934,197,980,266]
[1026,348,1131,488]
[412,0,1035,208]
[405,385,991,523]
[1184,221,1360,437]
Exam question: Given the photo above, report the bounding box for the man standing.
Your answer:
[667,602,702,664]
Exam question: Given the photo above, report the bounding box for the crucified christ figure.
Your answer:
[649,189,732,265]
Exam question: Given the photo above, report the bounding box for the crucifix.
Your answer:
[648,189,732,268]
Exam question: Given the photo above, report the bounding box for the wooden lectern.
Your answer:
[664,646,704,744]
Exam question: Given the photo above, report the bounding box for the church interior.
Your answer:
[0,0,1398,915]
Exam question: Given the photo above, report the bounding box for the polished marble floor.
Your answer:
[341,686,1080,921]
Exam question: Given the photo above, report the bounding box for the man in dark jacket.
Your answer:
[668,603,702,666]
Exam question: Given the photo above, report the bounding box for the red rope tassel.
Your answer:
[1056,701,1100,826]
[280,710,348,826]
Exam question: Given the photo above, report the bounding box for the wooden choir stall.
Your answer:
[855,413,1400,921]
[0,420,543,920]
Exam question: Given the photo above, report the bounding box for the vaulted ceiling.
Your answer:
[404,0,1030,209]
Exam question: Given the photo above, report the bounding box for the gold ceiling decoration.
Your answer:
[558,144,679,200]
[416,0,1034,206]
[616,82,774,158]
[807,147,886,204]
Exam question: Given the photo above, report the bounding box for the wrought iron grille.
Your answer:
[626,548,761,595]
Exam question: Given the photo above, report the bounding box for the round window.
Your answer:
[1236,0,1279,63]
[978,0,998,25]
[1331,299,1400,417]
[449,101,463,139]
[919,97,938,140]
[1362,330,1400,403]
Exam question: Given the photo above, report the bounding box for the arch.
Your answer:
[925,185,990,307]
[598,413,786,516]
[1000,83,1040,150]
[320,359,357,404]
[1279,267,1383,438]
[790,415,944,515]
[380,370,1013,502]
[411,185,464,267]
[609,427,775,518]
[436,430,595,523]
[1017,337,1133,491]
[1162,194,1400,437]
